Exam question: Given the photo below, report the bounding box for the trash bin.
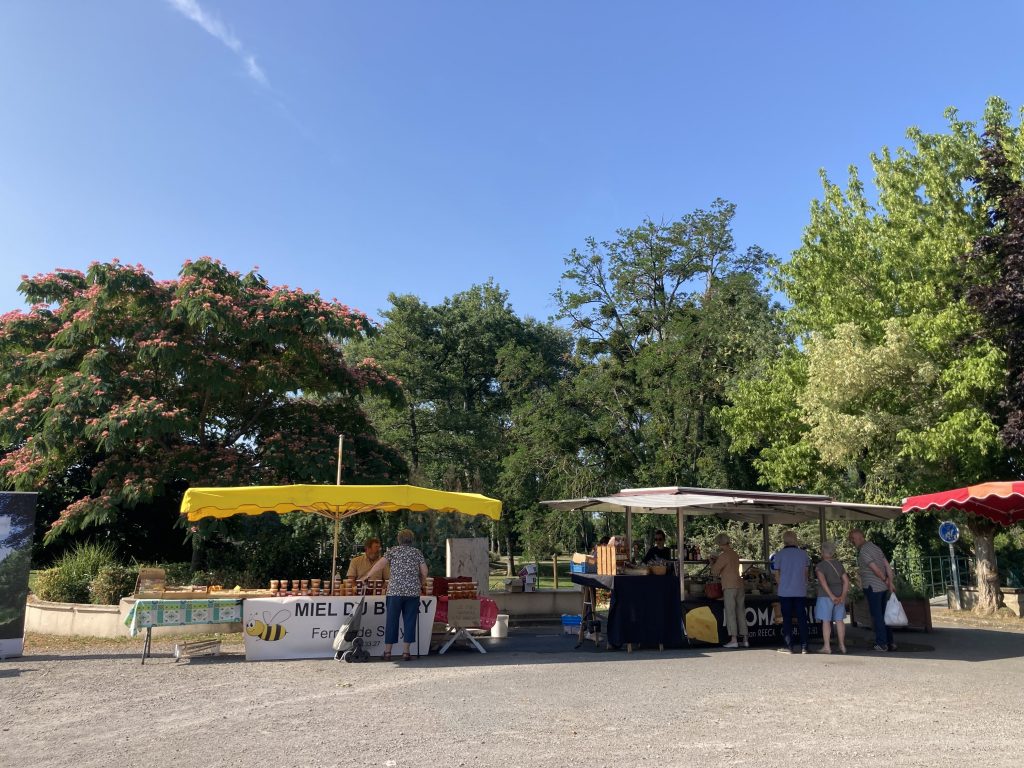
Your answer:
[491,614,510,638]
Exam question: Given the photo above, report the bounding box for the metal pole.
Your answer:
[677,509,686,598]
[949,542,963,610]
[331,435,345,584]
[761,515,770,564]
[625,507,633,560]
[818,510,826,550]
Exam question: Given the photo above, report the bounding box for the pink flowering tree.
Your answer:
[0,258,405,551]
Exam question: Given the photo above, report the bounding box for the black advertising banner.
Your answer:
[682,596,822,646]
[0,492,37,658]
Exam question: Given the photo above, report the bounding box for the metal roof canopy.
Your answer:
[542,486,900,596]
[541,486,900,524]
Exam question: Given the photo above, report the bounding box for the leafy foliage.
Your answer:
[964,107,1024,458]
[88,564,140,605]
[723,101,1016,502]
[354,282,577,560]
[555,200,783,490]
[0,258,406,554]
[34,542,118,603]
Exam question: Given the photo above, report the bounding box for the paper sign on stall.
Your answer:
[446,599,482,628]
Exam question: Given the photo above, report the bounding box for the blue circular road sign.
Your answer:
[938,520,960,544]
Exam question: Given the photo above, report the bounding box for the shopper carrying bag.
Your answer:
[884,593,909,627]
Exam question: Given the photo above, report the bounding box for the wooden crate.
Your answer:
[596,544,617,576]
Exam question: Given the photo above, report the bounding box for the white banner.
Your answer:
[243,596,437,661]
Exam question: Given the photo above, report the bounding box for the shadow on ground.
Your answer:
[8,621,1022,667]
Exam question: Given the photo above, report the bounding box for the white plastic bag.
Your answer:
[884,593,909,627]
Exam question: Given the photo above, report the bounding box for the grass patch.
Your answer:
[23,631,245,654]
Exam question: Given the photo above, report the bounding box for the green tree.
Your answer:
[960,107,1024,608]
[555,200,783,490]
[0,258,405,562]
[721,99,1022,611]
[355,282,576,567]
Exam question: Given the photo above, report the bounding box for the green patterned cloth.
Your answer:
[125,599,243,636]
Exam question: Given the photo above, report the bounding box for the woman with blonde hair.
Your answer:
[710,533,747,648]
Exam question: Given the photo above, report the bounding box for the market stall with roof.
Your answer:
[542,487,900,649]
[127,483,503,662]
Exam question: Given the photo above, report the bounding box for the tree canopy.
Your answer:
[0,258,404,554]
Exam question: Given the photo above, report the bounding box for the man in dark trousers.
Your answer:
[772,530,810,654]
[849,529,897,652]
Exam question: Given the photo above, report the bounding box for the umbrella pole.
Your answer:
[332,435,344,584]
[332,515,340,586]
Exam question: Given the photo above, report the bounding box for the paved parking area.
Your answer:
[2,622,1022,768]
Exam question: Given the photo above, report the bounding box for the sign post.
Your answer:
[938,521,962,610]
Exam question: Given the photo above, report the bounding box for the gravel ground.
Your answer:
[2,621,1023,768]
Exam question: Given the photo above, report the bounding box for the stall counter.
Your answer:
[570,573,683,649]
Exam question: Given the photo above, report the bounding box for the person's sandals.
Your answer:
[402,652,412,661]
[382,652,392,661]
[820,647,832,654]
[839,645,847,654]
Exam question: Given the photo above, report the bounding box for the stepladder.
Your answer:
[576,585,603,649]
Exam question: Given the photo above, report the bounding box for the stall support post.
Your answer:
[818,510,826,549]
[625,508,633,560]
[332,435,344,583]
[676,509,686,597]
[552,554,558,590]
[761,516,770,564]
[331,515,340,584]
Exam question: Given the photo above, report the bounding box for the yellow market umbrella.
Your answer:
[180,483,502,581]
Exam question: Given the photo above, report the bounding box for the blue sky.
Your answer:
[2,2,1023,323]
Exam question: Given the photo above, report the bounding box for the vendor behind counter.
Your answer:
[347,537,391,580]
[642,529,673,564]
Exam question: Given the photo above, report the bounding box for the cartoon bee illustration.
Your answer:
[245,609,291,641]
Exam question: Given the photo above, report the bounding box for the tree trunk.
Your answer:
[190,531,203,572]
[506,530,516,576]
[408,404,420,476]
[967,516,1005,614]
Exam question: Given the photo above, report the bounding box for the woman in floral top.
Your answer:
[361,528,427,661]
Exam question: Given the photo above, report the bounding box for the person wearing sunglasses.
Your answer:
[642,529,673,564]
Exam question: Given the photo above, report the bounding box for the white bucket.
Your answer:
[491,614,510,638]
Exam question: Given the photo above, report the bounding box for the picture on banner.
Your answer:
[243,596,438,660]
[0,492,38,658]
[682,598,822,646]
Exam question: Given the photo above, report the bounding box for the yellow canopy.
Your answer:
[180,483,502,522]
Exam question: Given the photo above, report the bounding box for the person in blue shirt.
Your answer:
[772,530,811,654]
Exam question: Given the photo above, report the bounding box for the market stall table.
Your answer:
[125,598,243,664]
[570,573,682,651]
[434,596,499,654]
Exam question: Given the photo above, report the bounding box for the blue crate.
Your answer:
[569,561,596,574]
[561,614,582,635]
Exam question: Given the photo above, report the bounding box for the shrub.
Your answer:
[88,564,140,605]
[33,543,119,603]
[160,562,193,587]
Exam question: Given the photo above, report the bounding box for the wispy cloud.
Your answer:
[166,0,268,86]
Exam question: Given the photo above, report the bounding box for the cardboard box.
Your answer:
[447,599,482,628]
